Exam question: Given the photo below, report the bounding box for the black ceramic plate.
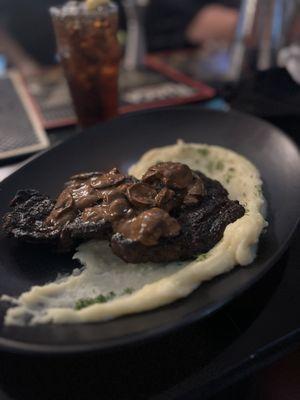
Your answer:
[0,108,299,355]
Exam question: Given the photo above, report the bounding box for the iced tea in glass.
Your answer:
[50,1,120,127]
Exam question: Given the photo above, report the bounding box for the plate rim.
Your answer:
[1,106,299,189]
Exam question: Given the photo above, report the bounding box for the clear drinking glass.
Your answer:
[50,1,120,127]
[229,0,300,81]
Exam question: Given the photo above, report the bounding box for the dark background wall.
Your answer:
[0,0,240,65]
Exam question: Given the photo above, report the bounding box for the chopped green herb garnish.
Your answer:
[106,291,116,300]
[75,291,116,310]
[224,169,235,183]
[123,287,134,295]
[75,289,137,310]
[225,174,232,183]
[216,160,224,171]
[75,298,96,310]
[206,160,215,173]
[223,165,237,184]
[197,253,209,261]
[197,148,210,157]
[205,159,224,173]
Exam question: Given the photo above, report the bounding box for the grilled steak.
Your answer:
[2,163,245,263]
[2,189,59,245]
[111,173,245,263]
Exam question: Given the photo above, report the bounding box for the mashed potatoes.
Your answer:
[2,141,267,326]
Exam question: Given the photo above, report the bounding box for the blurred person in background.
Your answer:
[147,0,240,50]
[0,0,240,75]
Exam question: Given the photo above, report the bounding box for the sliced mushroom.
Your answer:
[126,183,157,208]
[142,162,194,189]
[183,177,206,205]
[90,168,126,189]
[116,207,181,246]
[155,187,176,211]
[46,188,77,226]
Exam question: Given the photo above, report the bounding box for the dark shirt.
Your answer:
[0,0,240,65]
